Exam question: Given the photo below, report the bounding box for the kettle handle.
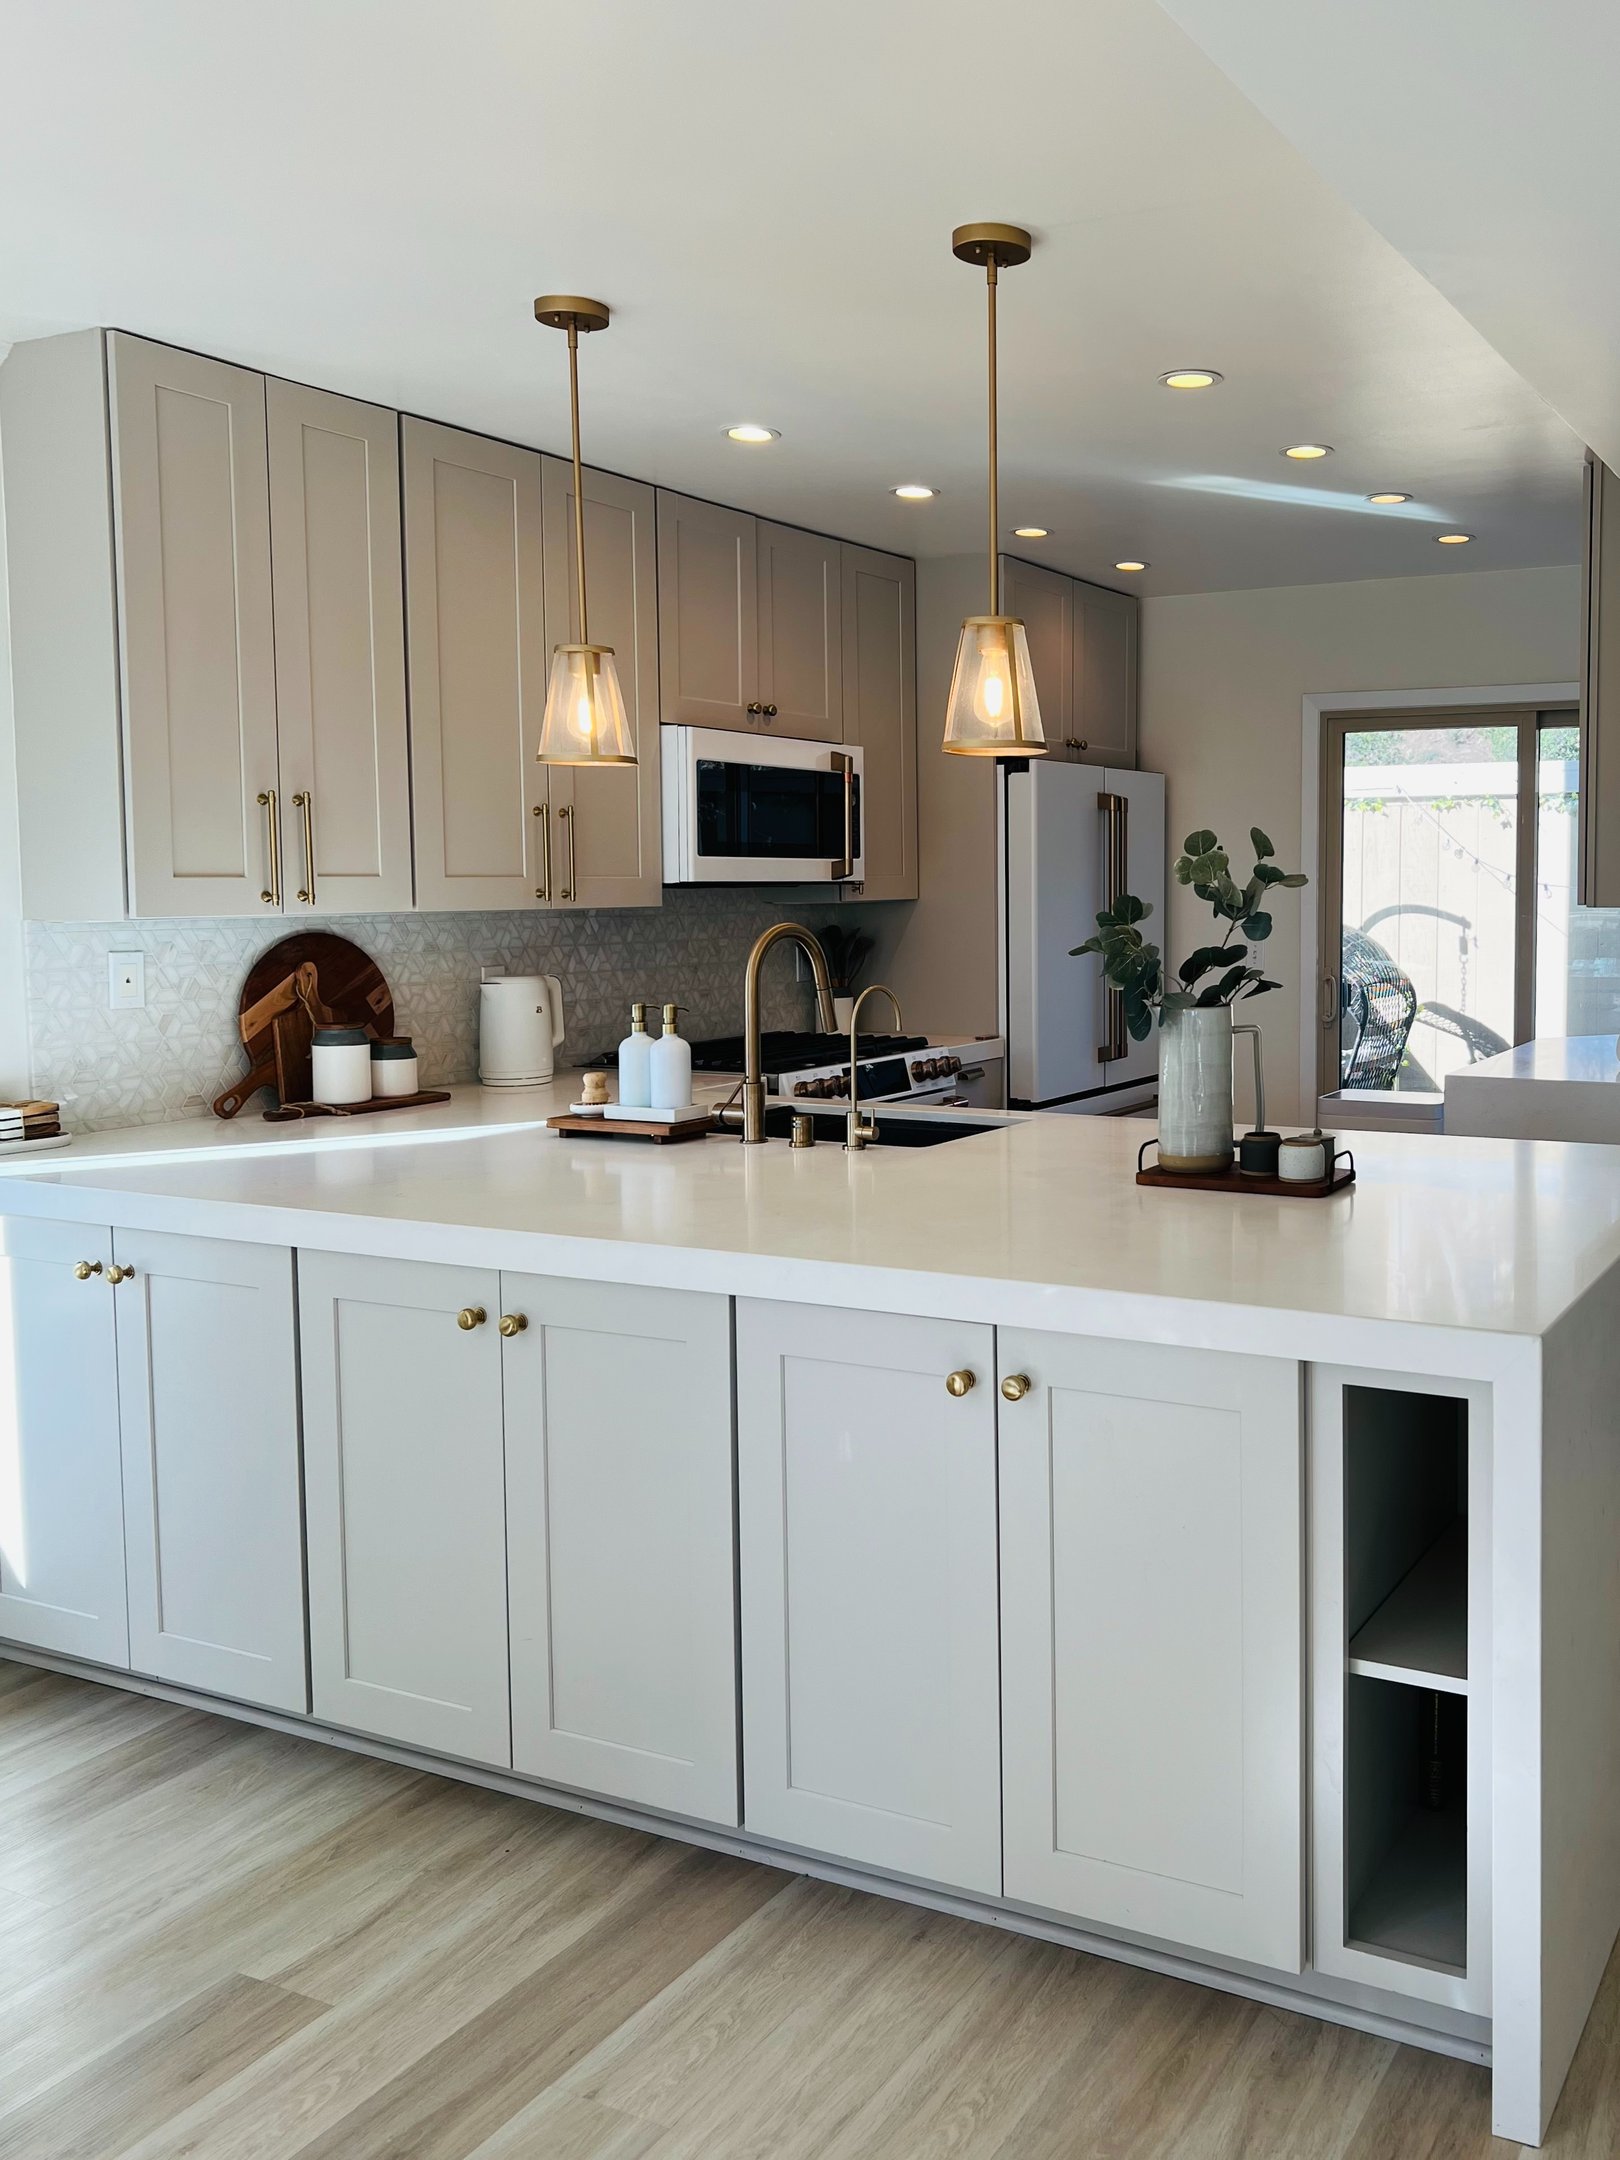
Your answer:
[543,974,565,1046]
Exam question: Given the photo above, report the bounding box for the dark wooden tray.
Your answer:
[1136,1138,1356,1198]
[548,1112,715,1145]
[263,1090,452,1122]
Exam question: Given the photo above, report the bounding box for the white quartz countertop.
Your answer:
[1446,1035,1620,1142]
[5,1091,1619,1359]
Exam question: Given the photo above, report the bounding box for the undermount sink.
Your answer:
[747,1105,1007,1147]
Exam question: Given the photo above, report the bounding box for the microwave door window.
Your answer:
[695,760,844,860]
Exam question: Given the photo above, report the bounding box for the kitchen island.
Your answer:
[1,1106,1617,2145]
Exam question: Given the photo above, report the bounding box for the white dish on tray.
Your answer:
[602,1102,707,1126]
[567,1102,608,1118]
[0,1131,72,1156]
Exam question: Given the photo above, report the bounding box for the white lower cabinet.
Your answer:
[113,1229,306,1712]
[736,1299,1002,1894]
[0,1219,127,1666]
[504,1275,737,1823]
[998,1329,1304,1970]
[299,1251,510,1764]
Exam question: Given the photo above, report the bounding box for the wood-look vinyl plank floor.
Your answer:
[3,1663,1619,2159]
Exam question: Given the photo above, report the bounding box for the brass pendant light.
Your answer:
[942,223,1046,758]
[533,293,636,764]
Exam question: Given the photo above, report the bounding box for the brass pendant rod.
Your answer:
[567,320,590,646]
[986,258,1000,618]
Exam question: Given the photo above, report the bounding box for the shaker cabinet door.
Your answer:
[114,1229,306,1712]
[300,1250,510,1764]
[840,544,917,900]
[736,1298,1001,1893]
[1000,554,1073,756]
[0,1218,126,1667]
[504,1275,737,1823]
[998,1329,1303,1970]
[268,379,412,914]
[656,490,759,731]
[756,520,843,741]
[109,333,281,917]
[1072,577,1138,769]
[403,418,550,911]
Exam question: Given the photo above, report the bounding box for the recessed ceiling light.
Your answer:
[1436,531,1474,545]
[725,423,778,444]
[1283,443,1333,460]
[1160,369,1223,391]
[1114,560,1149,573]
[893,483,936,500]
[1367,490,1412,505]
[1013,526,1049,538]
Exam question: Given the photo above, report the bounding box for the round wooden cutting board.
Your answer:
[213,932,394,1118]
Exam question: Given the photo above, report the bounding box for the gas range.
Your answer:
[593,1029,995,1106]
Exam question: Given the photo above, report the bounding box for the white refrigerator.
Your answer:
[1002,763,1166,1113]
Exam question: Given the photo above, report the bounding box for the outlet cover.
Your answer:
[108,951,146,1010]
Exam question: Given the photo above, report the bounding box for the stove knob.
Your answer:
[910,1060,927,1081]
[793,1080,811,1096]
[927,1058,944,1079]
[945,1055,962,1075]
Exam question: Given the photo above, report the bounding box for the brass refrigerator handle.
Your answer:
[293,790,315,905]
[833,752,854,879]
[257,789,281,908]
[1097,790,1129,1063]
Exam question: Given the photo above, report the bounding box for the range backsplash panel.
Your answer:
[26,890,832,1131]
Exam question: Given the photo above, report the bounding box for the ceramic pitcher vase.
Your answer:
[1157,1004,1235,1173]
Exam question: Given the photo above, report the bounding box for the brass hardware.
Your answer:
[1097,791,1130,1062]
[945,1368,977,1398]
[456,1306,488,1330]
[1065,737,1087,752]
[746,702,764,716]
[257,789,282,906]
[844,982,903,1152]
[498,1313,528,1337]
[106,1264,134,1286]
[763,703,778,718]
[74,1260,103,1280]
[790,1113,817,1149]
[1000,1373,1032,1402]
[538,800,552,901]
[558,802,575,901]
[739,923,838,1143]
[292,790,316,905]
[832,751,855,879]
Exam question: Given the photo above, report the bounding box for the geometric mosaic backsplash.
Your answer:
[25,888,845,1131]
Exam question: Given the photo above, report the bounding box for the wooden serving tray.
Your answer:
[263,1090,452,1122]
[1136,1139,1356,1198]
[548,1112,715,1145]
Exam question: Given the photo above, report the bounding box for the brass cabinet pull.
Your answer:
[498,1313,528,1338]
[456,1306,487,1331]
[1000,1373,1032,1402]
[74,1260,103,1280]
[558,802,575,902]
[257,789,282,907]
[945,1369,977,1398]
[831,751,855,879]
[292,791,316,905]
[535,801,551,902]
[106,1264,134,1286]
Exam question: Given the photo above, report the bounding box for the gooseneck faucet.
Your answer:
[843,982,905,1151]
[735,922,839,1143]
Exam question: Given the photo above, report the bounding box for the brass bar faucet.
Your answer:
[844,982,905,1151]
[731,922,839,1143]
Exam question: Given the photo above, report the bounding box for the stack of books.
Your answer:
[0,1100,62,1144]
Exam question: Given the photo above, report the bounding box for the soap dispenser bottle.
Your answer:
[648,1002,692,1111]
[617,1001,652,1109]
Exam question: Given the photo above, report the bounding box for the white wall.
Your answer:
[1139,564,1581,1123]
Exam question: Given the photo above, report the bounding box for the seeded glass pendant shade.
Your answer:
[942,223,1045,758]
[534,293,637,766]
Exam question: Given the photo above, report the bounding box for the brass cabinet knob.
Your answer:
[1000,1373,1032,1402]
[498,1313,528,1338]
[74,1260,103,1280]
[456,1306,488,1330]
[106,1264,134,1285]
[945,1369,977,1398]
[763,703,778,718]
[746,702,764,715]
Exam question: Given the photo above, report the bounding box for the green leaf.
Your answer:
[1242,911,1273,942]
[1251,826,1275,860]
[1253,861,1286,886]
[1112,892,1149,925]
[1069,937,1103,957]
[1179,943,1247,984]
[1125,1001,1154,1042]
[1275,871,1309,887]
[1159,989,1195,1013]
[1183,829,1218,857]
[1242,978,1281,998]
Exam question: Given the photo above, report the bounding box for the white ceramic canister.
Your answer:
[311,1025,374,1106]
[370,1037,418,1098]
[1278,1129,1332,1182]
[1156,1003,1235,1173]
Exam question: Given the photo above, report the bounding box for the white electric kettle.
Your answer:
[479,973,566,1087]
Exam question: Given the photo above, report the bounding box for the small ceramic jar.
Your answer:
[370,1037,418,1098]
[311,1025,373,1106]
[1278,1130,1331,1182]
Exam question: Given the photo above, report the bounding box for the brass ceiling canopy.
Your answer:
[533,295,611,335]
[950,221,1033,270]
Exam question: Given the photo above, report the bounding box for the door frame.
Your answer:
[1298,683,1577,1119]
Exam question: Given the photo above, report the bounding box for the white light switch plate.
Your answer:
[108,952,146,1010]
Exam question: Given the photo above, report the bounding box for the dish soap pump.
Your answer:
[648,1002,692,1112]
[617,1002,652,1109]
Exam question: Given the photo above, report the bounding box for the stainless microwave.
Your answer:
[661,727,864,885]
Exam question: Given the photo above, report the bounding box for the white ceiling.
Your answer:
[1161,0,1620,484]
[0,0,1584,596]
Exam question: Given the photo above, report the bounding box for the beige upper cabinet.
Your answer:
[1000,554,1138,768]
[841,543,917,901]
[657,490,759,730]
[403,418,550,912]
[757,520,843,741]
[541,457,661,907]
[267,380,411,914]
[110,334,281,916]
